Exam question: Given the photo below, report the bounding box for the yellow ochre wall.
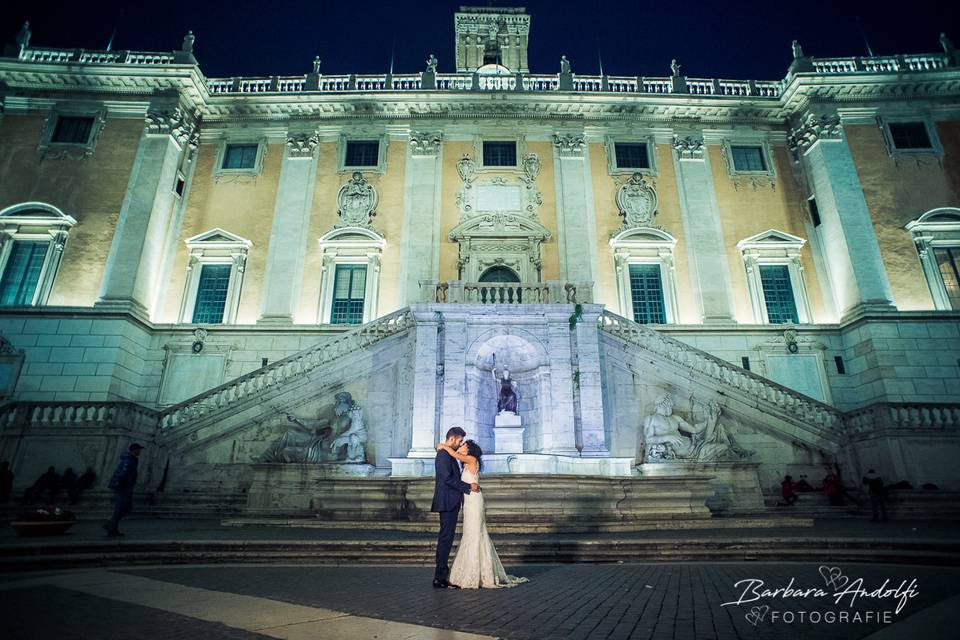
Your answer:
[0,114,142,306]
[158,142,283,324]
[845,121,960,311]
[711,145,829,324]
[589,142,699,322]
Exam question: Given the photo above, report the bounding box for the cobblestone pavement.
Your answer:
[118,563,959,640]
[1,563,956,640]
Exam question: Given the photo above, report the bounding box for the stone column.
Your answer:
[96,105,196,319]
[573,304,609,455]
[398,132,443,306]
[789,114,895,319]
[407,309,442,457]
[672,134,737,323]
[258,132,320,324]
[552,134,599,284]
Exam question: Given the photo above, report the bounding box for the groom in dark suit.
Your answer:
[432,426,479,588]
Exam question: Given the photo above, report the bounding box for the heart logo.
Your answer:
[745,605,769,627]
[818,565,849,590]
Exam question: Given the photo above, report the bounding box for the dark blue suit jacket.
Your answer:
[431,449,471,512]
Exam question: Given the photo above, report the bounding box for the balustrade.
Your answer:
[421,281,593,304]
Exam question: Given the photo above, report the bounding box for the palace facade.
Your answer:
[0,7,958,508]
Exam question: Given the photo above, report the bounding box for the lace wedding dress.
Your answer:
[448,466,529,589]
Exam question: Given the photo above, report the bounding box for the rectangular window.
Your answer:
[759,265,799,324]
[482,141,517,167]
[0,241,48,306]
[933,247,960,310]
[191,264,232,323]
[222,144,259,170]
[888,122,932,150]
[730,145,767,172]
[614,143,650,169]
[834,355,846,375]
[330,264,367,325]
[628,264,666,324]
[808,197,821,227]
[51,116,94,144]
[741,357,751,371]
[344,141,380,167]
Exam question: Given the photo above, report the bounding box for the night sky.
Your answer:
[1,0,957,81]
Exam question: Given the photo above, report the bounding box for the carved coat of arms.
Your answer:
[336,172,378,227]
[616,173,658,228]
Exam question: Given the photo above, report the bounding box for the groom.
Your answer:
[431,426,479,588]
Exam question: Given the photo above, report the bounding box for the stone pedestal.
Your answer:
[494,412,524,453]
[636,461,763,513]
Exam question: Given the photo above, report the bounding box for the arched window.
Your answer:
[906,208,960,310]
[318,227,386,325]
[0,202,76,306]
[479,266,520,283]
[609,227,679,324]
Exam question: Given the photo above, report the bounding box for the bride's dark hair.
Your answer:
[465,439,483,471]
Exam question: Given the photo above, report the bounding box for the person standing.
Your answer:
[431,427,477,589]
[0,461,13,503]
[103,443,144,537]
[862,468,887,522]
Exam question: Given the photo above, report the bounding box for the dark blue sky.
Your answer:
[2,0,957,80]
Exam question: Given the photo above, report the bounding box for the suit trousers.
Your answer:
[434,508,460,581]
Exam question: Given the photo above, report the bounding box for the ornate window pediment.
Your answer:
[609,227,679,324]
[180,228,251,324]
[737,229,812,324]
[906,207,960,310]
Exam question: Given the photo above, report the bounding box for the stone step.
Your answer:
[221,514,814,534]
[2,535,958,572]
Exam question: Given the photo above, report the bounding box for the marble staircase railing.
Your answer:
[598,310,844,431]
[421,280,593,304]
[844,403,960,436]
[158,307,414,431]
[0,401,159,431]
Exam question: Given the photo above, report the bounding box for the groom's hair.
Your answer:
[445,426,467,439]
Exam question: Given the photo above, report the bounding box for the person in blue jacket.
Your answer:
[431,427,478,588]
[103,443,144,537]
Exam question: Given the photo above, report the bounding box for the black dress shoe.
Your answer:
[432,579,448,589]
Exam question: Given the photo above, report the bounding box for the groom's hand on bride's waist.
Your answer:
[470,483,480,492]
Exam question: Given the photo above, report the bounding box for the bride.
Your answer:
[436,439,528,589]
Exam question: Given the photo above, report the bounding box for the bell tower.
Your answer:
[454,6,530,72]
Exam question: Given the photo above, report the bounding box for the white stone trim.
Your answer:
[878,115,943,159]
[0,202,76,306]
[179,228,251,324]
[737,229,812,324]
[337,134,388,174]
[720,139,776,179]
[317,227,386,324]
[36,103,107,159]
[604,136,658,176]
[609,227,679,324]
[906,207,960,310]
[475,135,527,170]
[213,138,267,180]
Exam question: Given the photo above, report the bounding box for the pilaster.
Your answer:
[552,133,599,284]
[96,104,196,319]
[407,310,442,457]
[789,114,896,319]
[573,305,609,456]
[398,131,443,306]
[258,131,320,324]
[671,134,737,323]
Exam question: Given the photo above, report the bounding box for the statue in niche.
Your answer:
[491,353,519,415]
[641,394,752,463]
[336,172,378,227]
[258,392,367,463]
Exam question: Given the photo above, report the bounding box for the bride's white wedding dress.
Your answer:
[449,466,529,589]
